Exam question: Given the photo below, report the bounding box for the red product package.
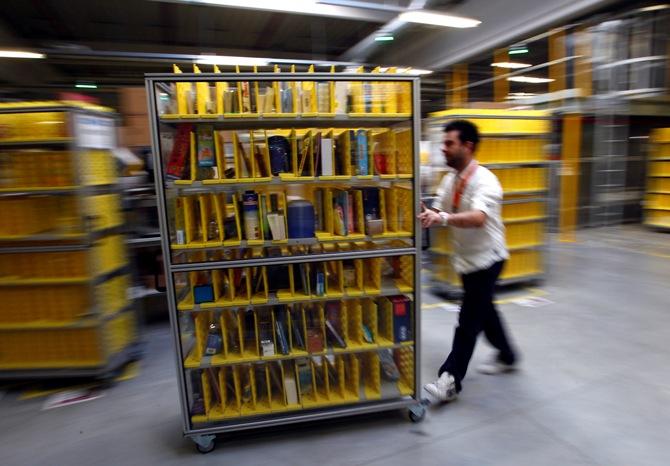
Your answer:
[166,123,193,180]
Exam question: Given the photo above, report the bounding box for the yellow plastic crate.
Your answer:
[104,311,137,355]
[0,283,90,324]
[500,249,543,280]
[92,235,126,275]
[492,167,547,193]
[0,196,80,237]
[648,161,670,177]
[0,151,75,189]
[647,177,670,193]
[645,193,670,210]
[650,128,670,143]
[96,274,131,316]
[431,254,459,287]
[84,194,123,231]
[478,139,546,164]
[0,250,88,279]
[0,112,69,142]
[502,201,545,221]
[429,109,550,135]
[0,236,125,280]
[0,311,136,370]
[644,209,670,227]
[79,150,118,186]
[506,222,544,249]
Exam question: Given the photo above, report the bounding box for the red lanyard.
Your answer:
[452,161,478,212]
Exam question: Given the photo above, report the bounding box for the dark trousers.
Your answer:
[438,260,516,391]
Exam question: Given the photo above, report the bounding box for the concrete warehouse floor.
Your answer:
[1,226,669,466]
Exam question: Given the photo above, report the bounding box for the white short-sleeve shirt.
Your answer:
[433,162,509,275]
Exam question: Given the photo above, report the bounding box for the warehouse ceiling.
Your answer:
[0,0,628,112]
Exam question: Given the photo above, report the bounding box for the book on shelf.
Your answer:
[196,125,215,167]
[320,138,334,176]
[361,187,380,220]
[296,359,313,398]
[207,368,223,405]
[313,132,322,176]
[284,371,299,405]
[391,295,412,342]
[356,129,369,176]
[299,263,311,296]
[325,303,346,348]
[315,189,325,232]
[253,144,269,178]
[259,194,270,240]
[332,189,348,236]
[347,192,355,234]
[166,124,193,180]
[291,309,306,350]
[275,306,290,355]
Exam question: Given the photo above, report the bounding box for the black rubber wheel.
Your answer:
[408,406,426,423]
[196,441,215,454]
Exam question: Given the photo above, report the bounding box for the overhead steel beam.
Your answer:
[0,18,66,86]
[372,0,618,70]
[340,0,429,62]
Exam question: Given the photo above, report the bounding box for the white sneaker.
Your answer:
[477,357,517,375]
[424,372,458,402]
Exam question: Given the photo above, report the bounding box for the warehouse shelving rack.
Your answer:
[0,102,141,381]
[146,71,424,453]
[644,128,670,230]
[425,109,551,294]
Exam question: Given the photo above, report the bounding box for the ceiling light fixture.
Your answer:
[398,10,481,28]
[194,55,269,66]
[75,83,98,89]
[375,34,394,41]
[508,45,529,55]
[638,4,669,12]
[397,67,434,75]
[491,62,532,69]
[181,0,319,14]
[506,92,536,99]
[507,76,554,83]
[0,50,45,59]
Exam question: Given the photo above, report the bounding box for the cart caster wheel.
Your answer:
[408,404,426,423]
[193,434,216,454]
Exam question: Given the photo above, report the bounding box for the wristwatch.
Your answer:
[439,212,450,226]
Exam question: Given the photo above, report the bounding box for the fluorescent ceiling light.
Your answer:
[194,55,269,66]
[507,76,554,83]
[375,35,394,41]
[397,67,433,75]
[506,92,536,99]
[182,0,318,14]
[75,83,97,89]
[491,62,531,69]
[508,47,529,55]
[639,4,669,12]
[0,50,45,59]
[398,10,481,28]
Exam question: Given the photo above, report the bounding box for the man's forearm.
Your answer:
[446,210,486,228]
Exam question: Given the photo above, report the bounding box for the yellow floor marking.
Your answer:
[421,287,548,311]
[20,384,94,401]
[115,361,141,382]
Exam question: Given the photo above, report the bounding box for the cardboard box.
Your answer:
[119,126,150,148]
[119,115,151,147]
[119,87,148,116]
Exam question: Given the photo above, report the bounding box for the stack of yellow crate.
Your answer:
[644,128,670,229]
[0,102,138,377]
[427,109,549,287]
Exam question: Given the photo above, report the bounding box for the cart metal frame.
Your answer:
[0,104,140,382]
[145,72,425,451]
